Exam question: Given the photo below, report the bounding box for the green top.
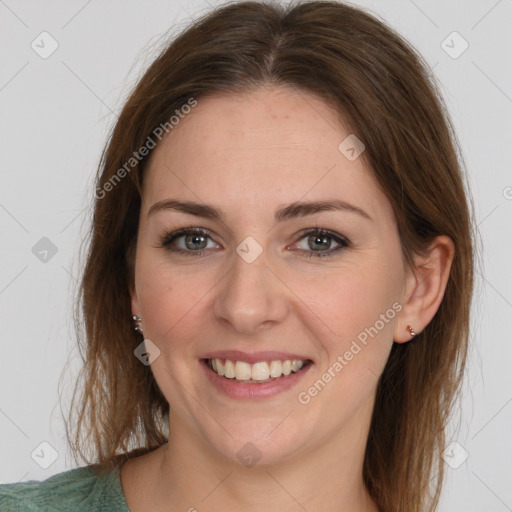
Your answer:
[0,465,130,511]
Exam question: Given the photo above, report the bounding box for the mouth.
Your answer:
[202,357,313,384]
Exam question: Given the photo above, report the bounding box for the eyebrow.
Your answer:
[147,198,372,222]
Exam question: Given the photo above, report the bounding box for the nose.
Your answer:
[212,250,289,335]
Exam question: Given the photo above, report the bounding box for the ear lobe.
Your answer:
[393,235,455,343]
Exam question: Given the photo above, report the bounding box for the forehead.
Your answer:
[142,86,393,224]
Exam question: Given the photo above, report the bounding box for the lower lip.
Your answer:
[201,359,313,400]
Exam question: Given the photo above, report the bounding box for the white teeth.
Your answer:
[235,361,251,380]
[269,360,282,378]
[291,360,303,372]
[224,359,236,378]
[251,362,270,381]
[215,358,225,376]
[208,358,307,381]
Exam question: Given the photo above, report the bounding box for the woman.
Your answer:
[0,1,474,511]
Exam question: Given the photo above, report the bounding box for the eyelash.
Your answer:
[159,226,350,258]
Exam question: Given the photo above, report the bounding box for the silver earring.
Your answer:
[407,325,416,337]
[132,315,143,334]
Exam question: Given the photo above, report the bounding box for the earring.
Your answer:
[132,315,143,334]
[407,325,416,337]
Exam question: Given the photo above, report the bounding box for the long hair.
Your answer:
[66,2,475,511]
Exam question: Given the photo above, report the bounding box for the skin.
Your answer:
[122,85,454,512]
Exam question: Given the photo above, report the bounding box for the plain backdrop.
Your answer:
[1,0,511,510]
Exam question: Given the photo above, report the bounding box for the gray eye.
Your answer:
[295,233,341,253]
[307,234,335,251]
[184,233,209,250]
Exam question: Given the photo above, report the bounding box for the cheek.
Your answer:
[290,264,403,418]
[135,255,220,352]
[292,268,401,425]
[293,263,402,349]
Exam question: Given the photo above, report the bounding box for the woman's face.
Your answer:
[131,85,411,466]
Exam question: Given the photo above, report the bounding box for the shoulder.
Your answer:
[0,465,130,512]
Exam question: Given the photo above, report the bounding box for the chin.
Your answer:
[206,425,306,468]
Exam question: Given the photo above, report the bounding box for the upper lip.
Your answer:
[200,350,313,364]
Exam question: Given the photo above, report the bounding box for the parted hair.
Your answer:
[66,2,475,511]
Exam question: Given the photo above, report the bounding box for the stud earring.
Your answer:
[132,315,143,334]
[407,325,416,337]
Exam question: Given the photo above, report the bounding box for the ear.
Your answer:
[126,238,140,317]
[393,235,455,343]
[130,281,140,317]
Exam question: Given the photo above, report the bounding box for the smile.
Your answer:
[205,357,311,383]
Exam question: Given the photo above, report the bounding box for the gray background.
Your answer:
[1,0,511,510]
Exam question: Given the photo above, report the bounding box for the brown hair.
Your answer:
[66,2,475,511]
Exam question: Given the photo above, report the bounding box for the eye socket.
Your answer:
[159,227,350,258]
[289,228,350,258]
[160,227,219,254]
